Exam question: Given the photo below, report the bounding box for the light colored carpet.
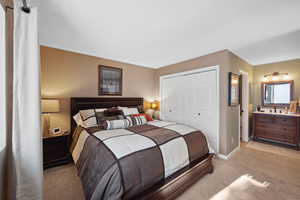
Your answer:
[246,141,300,160]
[44,142,300,200]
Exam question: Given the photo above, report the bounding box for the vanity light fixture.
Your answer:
[263,72,289,82]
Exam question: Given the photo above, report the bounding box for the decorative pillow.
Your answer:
[146,109,155,117]
[104,107,123,116]
[121,107,139,116]
[132,113,153,121]
[104,118,133,130]
[96,111,124,123]
[130,115,147,126]
[137,105,145,113]
[79,109,98,128]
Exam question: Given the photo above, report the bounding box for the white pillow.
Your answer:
[121,107,139,116]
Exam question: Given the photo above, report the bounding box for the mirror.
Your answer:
[262,81,294,106]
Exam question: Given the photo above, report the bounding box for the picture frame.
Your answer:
[98,65,123,96]
[228,72,240,106]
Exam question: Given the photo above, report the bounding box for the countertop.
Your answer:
[253,111,300,117]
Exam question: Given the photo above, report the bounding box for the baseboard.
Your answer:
[217,146,240,160]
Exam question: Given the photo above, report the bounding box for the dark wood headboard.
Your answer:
[70,97,144,134]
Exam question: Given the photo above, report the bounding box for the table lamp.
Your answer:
[42,99,60,137]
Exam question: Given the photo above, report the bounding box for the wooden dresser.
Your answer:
[253,112,300,148]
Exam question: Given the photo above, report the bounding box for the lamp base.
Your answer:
[43,114,51,137]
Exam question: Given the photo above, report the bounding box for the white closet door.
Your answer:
[185,71,217,152]
[161,76,185,122]
[161,69,218,152]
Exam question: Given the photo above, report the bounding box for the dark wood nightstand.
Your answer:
[43,132,70,169]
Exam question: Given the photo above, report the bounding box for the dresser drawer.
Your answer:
[256,124,296,135]
[274,116,297,126]
[255,127,295,143]
[255,115,274,123]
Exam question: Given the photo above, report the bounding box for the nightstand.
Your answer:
[43,132,70,169]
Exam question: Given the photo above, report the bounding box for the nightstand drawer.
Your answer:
[43,133,70,169]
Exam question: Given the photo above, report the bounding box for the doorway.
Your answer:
[239,71,249,143]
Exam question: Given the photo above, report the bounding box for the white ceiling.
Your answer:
[39,0,300,68]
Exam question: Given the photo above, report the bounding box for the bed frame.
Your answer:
[70,97,214,200]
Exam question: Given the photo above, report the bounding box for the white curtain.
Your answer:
[12,1,43,199]
[0,4,7,200]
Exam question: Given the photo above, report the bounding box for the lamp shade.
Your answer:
[150,102,157,109]
[150,100,160,110]
[42,99,60,113]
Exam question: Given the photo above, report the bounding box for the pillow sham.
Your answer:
[79,109,98,128]
[104,118,133,130]
[117,106,128,110]
[73,113,83,126]
[95,108,107,112]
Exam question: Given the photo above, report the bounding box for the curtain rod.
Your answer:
[21,0,30,13]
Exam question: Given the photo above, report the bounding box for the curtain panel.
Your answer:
[8,0,43,199]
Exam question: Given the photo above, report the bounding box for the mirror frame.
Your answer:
[261,80,294,107]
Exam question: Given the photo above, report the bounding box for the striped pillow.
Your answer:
[130,115,147,126]
[104,118,133,130]
[79,109,98,128]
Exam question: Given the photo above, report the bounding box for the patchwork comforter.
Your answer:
[71,120,209,200]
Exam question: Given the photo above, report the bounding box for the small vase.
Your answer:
[257,105,261,112]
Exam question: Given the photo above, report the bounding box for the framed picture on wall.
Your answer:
[228,72,240,106]
[98,65,123,96]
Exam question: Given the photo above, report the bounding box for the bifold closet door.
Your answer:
[184,70,218,152]
[161,75,186,123]
[161,69,218,152]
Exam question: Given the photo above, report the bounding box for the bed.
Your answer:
[70,97,214,200]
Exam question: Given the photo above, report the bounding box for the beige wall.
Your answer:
[41,46,156,131]
[253,59,300,108]
[155,50,253,155]
[227,52,253,153]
